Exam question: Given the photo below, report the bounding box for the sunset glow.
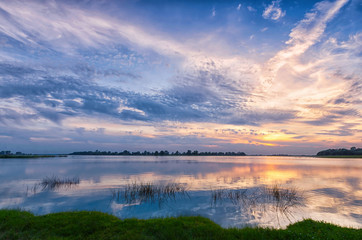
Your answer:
[0,0,361,154]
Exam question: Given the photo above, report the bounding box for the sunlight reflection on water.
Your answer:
[0,155,361,228]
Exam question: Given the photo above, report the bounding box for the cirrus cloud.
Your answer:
[262,0,286,21]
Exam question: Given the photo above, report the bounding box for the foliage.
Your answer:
[70,149,246,156]
[317,147,362,156]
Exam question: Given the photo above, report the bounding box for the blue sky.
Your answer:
[0,0,361,154]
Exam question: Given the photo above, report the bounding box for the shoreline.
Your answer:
[0,155,68,158]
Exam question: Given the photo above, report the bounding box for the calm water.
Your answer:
[0,155,361,228]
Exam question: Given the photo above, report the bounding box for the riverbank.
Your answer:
[0,155,67,158]
[0,210,360,240]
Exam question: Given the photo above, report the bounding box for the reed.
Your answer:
[262,184,303,222]
[210,185,304,223]
[211,189,248,206]
[40,176,80,191]
[111,182,189,206]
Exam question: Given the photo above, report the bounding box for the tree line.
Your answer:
[317,147,362,156]
[70,150,246,156]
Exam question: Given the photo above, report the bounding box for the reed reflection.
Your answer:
[111,181,189,207]
[210,185,304,226]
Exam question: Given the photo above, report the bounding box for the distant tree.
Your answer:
[317,147,362,156]
[69,149,247,156]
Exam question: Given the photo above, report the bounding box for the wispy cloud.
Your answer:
[212,7,216,17]
[262,0,349,87]
[262,0,286,21]
[0,0,191,59]
[0,0,360,154]
[247,6,256,12]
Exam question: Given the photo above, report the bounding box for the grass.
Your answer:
[111,182,189,206]
[0,209,360,240]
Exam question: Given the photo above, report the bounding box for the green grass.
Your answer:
[0,210,360,240]
[315,155,362,158]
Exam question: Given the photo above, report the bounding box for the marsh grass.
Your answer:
[261,185,304,224]
[263,185,302,220]
[111,182,189,206]
[40,176,80,191]
[211,185,304,224]
[25,184,40,196]
[211,189,248,206]
[26,176,80,194]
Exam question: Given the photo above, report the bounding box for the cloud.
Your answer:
[262,0,285,20]
[247,6,256,12]
[228,110,297,126]
[237,4,242,11]
[0,107,38,125]
[316,123,361,136]
[303,115,339,126]
[0,56,293,129]
[0,0,259,85]
[261,0,349,88]
[333,98,349,104]
[286,0,349,50]
[0,0,360,153]
[212,7,216,17]
[0,63,38,77]
[0,0,192,59]
[0,61,249,126]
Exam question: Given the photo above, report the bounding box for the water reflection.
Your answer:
[111,182,189,207]
[211,185,305,226]
[0,156,361,228]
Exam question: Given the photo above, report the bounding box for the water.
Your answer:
[0,155,361,228]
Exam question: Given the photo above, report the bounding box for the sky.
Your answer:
[0,0,361,154]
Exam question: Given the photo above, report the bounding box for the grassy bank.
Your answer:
[0,210,360,240]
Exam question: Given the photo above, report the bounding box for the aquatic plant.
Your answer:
[40,176,80,191]
[25,176,80,196]
[211,189,248,206]
[111,181,189,206]
[210,184,304,224]
[262,184,303,223]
